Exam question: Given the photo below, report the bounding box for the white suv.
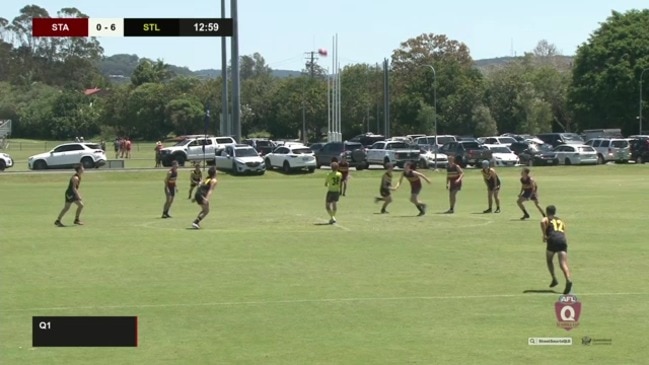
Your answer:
[160,136,237,166]
[0,152,13,171]
[28,143,107,170]
[584,138,630,164]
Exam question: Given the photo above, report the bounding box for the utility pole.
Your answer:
[230,0,241,142]
[305,51,318,78]
[303,51,318,143]
[220,0,228,137]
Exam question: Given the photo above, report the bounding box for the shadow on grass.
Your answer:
[523,289,560,294]
[313,223,332,226]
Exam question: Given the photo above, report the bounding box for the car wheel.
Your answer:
[265,158,272,170]
[597,154,605,165]
[34,160,47,170]
[564,158,571,165]
[383,158,391,169]
[231,161,238,175]
[419,158,427,169]
[283,161,291,173]
[307,167,315,173]
[527,159,534,167]
[81,157,94,168]
[0,160,5,171]
[637,156,644,164]
[174,154,186,166]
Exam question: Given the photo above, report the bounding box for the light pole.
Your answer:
[640,68,649,136]
[423,64,438,171]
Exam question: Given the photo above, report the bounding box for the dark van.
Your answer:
[536,133,584,148]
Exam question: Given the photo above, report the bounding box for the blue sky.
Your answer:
[2,0,646,71]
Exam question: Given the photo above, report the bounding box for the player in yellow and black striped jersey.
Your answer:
[540,205,573,294]
[188,163,202,199]
[374,163,396,214]
[516,168,545,220]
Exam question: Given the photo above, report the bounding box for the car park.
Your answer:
[242,138,276,156]
[553,144,598,165]
[629,137,649,163]
[213,144,265,175]
[265,145,316,173]
[439,141,492,167]
[160,136,237,166]
[481,136,518,147]
[28,143,107,170]
[414,135,457,149]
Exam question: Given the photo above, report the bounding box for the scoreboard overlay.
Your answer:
[32,18,233,37]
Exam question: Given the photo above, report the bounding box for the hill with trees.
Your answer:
[1,4,648,141]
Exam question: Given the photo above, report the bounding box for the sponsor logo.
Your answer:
[528,337,573,346]
[555,294,581,331]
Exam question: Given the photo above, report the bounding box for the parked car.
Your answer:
[484,145,519,166]
[481,136,518,147]
[414,135,457,149]
[349,133,385,147]
[160,136,237,166]
[516,143,558,166]
[0,151,13,171]
[314,142,367,169]
[242,138,276,156]
[553,144,598,165]
[308,142,325,154]
[28,143,107,170]
[265,145,316,173]
[418,145,448,169]
[629,137,649,163]
[584,138,630,164]
[536,133,584,148]
[439,141,492,167]
[213,144,265,175]
[365,140,421,169]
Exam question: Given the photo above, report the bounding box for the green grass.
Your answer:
[1,164,648,364]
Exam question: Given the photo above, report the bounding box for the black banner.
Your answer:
[32,316,138,347]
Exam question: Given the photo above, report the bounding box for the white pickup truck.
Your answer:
[365,140,421,169]
[160,136,237,166]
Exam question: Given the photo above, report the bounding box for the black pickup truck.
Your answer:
[440,141,492,167]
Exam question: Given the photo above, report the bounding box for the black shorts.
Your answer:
[326,191,340,203]
[449,181,462,192]
[195,195,206,205]
[65,193,79,203]
[546,238,568,253]
[341,173,349,182]
[410,185,422,195]
[487,182,501,191]
[190,180,200,187]
[380,188,391,197]
[165,185,176,197]
[521,190,537,201]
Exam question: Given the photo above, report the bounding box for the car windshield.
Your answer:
[85,143,101,150]
[499,137,517,144]
[579,146,595,152]
[235,148,258,157]
[490,146,511,153]
[611,140,628,148]
[174,139,191,146]
[292,148,312,154]
[385,142,409,149]
[462,142,481,149]
[438,136,455,145]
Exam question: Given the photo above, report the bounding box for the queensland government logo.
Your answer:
[555,294,581,331]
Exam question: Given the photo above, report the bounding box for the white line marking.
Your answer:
[3,293,646,312]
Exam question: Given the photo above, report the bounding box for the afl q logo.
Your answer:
[555,294,581,331]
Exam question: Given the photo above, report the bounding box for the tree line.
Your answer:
[1,5,648,141]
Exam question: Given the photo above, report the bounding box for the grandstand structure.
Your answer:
[0,120,11,149]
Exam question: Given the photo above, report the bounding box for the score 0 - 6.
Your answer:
[88,18,124,37]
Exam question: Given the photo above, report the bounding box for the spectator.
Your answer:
[154,141,163,167]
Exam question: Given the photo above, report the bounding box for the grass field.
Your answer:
[1,163,648,364]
